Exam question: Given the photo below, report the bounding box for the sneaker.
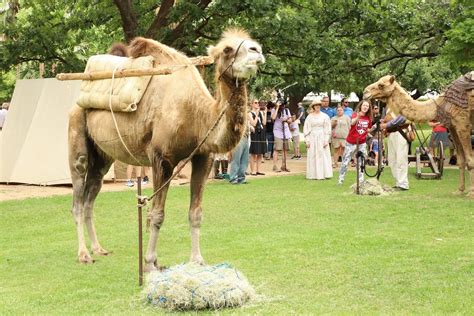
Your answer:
[229,179,240,185]
[126,179,134,187]
[238,177,248,184]
[393,186,408,191]
[296,156,302,160]
[214,174,224,180]
[290,156,296,159]
[142,176,149,185]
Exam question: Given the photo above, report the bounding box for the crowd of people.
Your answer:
[120,95,457,190]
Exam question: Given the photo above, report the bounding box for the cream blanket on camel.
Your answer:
[76,55,154,112]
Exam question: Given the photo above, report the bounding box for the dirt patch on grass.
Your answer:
[0,156,308,201]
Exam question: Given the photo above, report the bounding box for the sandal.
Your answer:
[256,172,265,175]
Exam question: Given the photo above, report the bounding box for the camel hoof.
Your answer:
[144,259,164,273]
[190,256,206,266]
[78,252,95,264]
[144,263,159,273]
[92,247,111,256]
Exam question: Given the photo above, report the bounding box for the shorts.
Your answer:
[292,134,300,144]
[332,138,346,149]
[274,137,290,151]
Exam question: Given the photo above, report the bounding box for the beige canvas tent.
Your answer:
[0,78,115,185]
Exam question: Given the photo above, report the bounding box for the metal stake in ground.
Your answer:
[137,176,143,286]
[356,139,360,195]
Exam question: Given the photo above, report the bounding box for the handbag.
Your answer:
[407,124,416,142]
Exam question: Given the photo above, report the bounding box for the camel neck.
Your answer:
[211,77,248,152]
[388,83,437,122]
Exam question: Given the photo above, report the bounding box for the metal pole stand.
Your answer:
[356,140,360,195]
[137,176,143,286]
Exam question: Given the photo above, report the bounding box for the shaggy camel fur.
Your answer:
[68,29,265,270]
[363,75,474,198]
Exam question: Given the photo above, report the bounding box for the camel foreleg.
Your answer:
[145,156,174,272]
[189,154,213,265]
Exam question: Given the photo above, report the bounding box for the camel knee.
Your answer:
[189,207,203,228]
[149,210,165,229]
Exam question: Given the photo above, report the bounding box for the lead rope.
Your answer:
[137,41,248,207]
[108,63,142,166]
[137,102,229,207]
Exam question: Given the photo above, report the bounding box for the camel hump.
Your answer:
[128,37,189,64]
[108,43,129,57]
[442,72,474,109]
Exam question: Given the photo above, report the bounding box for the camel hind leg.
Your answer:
[68,106,113,263]
[450,116,474,198]
[83,149,113,256]
[449,127,466,194]
[189,154,213,265]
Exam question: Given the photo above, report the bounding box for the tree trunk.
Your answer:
[145,0,176,39]
[113,0,138,43]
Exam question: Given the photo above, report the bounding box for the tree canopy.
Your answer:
[0,0,471,103]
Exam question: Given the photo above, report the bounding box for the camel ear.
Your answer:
[389,75,395,84]
[207,45,218,58]
[223,46,233,55]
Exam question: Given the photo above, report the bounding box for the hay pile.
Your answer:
[144,263,255,311]
[351,178,394,196]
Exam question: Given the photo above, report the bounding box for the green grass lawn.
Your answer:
[1,168,473,314]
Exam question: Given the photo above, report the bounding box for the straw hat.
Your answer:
[309,98,322,111]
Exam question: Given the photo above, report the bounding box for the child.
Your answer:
[289,114,301,159]
[338,100,373,185]
[369,130,384,166]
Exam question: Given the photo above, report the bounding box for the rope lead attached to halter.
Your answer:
[137,195,148,207]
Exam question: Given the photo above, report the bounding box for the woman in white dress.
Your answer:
[303,100,333,180]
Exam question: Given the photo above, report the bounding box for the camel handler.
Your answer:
[380,108,414,191]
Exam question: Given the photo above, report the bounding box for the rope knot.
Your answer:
[137,195,149,207]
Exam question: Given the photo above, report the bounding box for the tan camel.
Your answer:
[363,74,474,197]
[68,29,265,271]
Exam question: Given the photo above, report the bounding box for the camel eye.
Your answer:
[249,47,259,53]
[378,84,384,89]
[223,46,233,55]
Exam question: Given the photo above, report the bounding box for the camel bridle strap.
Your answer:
[138,97,233,206]
[218,40,246,82]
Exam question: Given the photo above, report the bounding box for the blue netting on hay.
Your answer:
[144,262,255,310]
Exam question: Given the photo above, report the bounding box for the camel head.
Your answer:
[363,75,397,102]
[208,28,265,81]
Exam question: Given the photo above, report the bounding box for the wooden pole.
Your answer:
[56,67,174,81]
[56,55,214,81]
[356,140,360,195]
[137,176,143,286]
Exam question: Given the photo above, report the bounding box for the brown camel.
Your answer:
[363,74,474,197]
[68,29,265,271]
